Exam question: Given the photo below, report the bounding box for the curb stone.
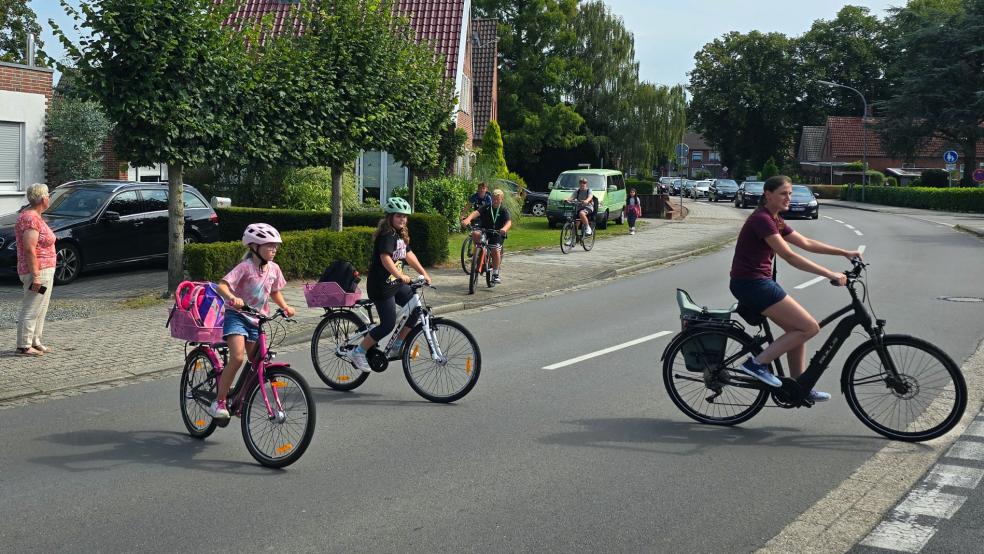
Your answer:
[955,224,984,239]
[757,338,984,554]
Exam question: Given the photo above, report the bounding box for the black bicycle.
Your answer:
[661,258,966,442]
[560,200,595,254]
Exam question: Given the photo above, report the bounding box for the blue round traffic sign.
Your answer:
[944,150,958,163]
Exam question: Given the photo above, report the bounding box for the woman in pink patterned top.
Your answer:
[14,183,56,357]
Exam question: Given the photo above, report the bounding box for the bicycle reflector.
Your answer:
[466,357,472,374]
[275,443,294,455]
[410,345,420,360]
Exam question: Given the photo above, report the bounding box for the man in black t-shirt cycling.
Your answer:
[461,189,513,284]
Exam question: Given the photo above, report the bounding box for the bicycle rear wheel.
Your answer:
[403,318,481,403]
[459,236,474,275]
[560,222,575,253]
[311,311,370,391]
[582,225,595,251]
[662,328,769,425]
[180,348,218,439]
[242,366,316,468]
[844,335,966,442]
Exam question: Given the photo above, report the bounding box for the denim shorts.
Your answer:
[729,278,787,314]
[223,310,259,342]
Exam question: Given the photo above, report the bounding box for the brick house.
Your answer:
[0,61,53,215]
[798,116,984,185]
[680,131,723,179]
[227,0,499,203]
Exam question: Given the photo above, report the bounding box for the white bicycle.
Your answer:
[309,277,482,403]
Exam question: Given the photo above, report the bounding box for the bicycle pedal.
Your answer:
[215,417,231,428]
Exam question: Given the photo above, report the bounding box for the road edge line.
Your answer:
[756,338,984,554]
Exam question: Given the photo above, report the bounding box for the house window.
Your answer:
[0,121,23,191]
[709,151,720,162]
[461,75,471,114]
[691,151,703,162]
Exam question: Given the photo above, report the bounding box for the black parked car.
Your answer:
[709,179,738,202]
[0,180,219,285]
[735,180,765,208]
[781,185,820,219]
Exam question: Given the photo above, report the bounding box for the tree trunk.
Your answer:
[166,162,185,296]
[962,141,977,187]
[331,165,343,231]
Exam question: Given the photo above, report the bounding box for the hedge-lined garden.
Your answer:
[188,208,449,280]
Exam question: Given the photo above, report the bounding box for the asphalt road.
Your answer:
[1,204,982,553]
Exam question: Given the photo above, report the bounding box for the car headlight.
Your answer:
[808,200,818,207]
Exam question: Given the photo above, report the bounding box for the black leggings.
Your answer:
[368,285,418,342]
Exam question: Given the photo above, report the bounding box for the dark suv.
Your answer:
[0,181,219,284]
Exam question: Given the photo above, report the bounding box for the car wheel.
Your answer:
[530,202,546,217]
[184,232,200,245]
[54,242,82,285]
[812,211,819,220]
[597,210,609,230]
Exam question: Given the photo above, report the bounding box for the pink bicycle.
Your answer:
[177,306,316,468]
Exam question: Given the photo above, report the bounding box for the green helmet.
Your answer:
[384,197,412,215]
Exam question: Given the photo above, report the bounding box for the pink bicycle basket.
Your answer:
[303,281,362,308]
[168,307,225,343]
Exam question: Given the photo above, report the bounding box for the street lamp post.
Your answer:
[818,80,868,202]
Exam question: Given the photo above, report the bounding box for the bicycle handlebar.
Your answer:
[409,275,437,291]
[830,257,867,286]
[239,305,297,323]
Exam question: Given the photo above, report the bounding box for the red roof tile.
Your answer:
[224,0,467,80]
[826,116,984,158]
[471,18,498,141]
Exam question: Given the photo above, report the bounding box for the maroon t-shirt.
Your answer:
[730,208,793,280]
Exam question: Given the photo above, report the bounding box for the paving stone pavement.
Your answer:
[0,200,743,406]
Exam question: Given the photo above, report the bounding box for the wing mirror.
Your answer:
[814,193,820,199]
[547,182,554,190]
[608,185,617,192]
[102,211,121,222]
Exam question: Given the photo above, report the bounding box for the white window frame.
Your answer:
[0,121,24,191]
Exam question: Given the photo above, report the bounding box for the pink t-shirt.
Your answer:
[730,208,793,280]
[221,259,286,325]
[15,210,57,276]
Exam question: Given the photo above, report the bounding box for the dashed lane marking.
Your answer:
[793,245,865,290]
[542,331,672,370]
[854,230,864,236]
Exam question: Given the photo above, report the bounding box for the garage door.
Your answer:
[0,121,23,190]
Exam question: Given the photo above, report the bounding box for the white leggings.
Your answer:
[17,267,55,349]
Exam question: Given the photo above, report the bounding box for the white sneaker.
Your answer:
[584,226,593,236]
[351,348,371,372]
[209,399,230,419]
[629,228,636,235]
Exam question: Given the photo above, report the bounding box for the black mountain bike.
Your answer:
[560,201,595,254]
[661,258,966,442]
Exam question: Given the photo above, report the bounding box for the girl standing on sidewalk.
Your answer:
[626,188,642,235]
[350,197,432,372]
[211,223,296,419]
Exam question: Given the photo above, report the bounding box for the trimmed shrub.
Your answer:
[212,207,448,266]
[474,120,508,178]
[806,185,846,200]
[920,169,949,188]
[866,170,885,186]
[885,176,899,187]
[625,178,655,195]
[842,186,984,213]
[185,227,375,282]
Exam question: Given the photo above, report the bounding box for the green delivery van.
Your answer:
[545,169,627,229]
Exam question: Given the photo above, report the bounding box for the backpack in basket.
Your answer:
[319,260,361,293]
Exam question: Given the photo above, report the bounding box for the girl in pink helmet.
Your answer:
[211,223,296,419]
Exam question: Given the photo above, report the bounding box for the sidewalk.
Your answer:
[823,199,984,238]
[0,200,744,407]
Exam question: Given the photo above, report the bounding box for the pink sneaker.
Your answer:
[210,399,230,419]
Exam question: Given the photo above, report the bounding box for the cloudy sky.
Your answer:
[32,0,899,86]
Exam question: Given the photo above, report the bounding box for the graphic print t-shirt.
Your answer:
[368,231,411,299]
[222,259,286,326]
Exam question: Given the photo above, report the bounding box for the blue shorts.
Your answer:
[729,278,787,314]
[223,310,259,342]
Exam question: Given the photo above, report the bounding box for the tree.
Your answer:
[0,0,45,64]
[878,0,984,185]
[46,96,112,186]
[759,157,780,180]
[472,0,585,172]
[688,31,810,176]
[475,120,508,179]
[53,0,251,292]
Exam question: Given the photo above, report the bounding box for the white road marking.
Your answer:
[854,230,864,236]
[542,331,672,370]
[834,219,844,224]
[861,520,937,553]
[945,440,984,461]
[859,245,867,254]
[794,276,826,290]
[823,215,834,220]
[925,464,984,489]
[894,488,967,519]
[844,224,856,229]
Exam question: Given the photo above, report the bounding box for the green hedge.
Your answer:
[211,207,449,267]
[805,185,847,200]
[625,178,656,195]
[185,227,375,281]
[841,186,984,213]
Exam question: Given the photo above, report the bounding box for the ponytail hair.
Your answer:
[759,175,792,207]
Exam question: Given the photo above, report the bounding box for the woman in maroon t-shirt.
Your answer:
[729,176,862,401]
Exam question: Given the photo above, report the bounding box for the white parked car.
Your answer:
[692,180,712,199]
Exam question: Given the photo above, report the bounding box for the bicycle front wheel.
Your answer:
[242,366,316,468]
[311,311,370,391]
[460,236,474,275]
[663,328,769,425]
[560,222,575,253]
[180,348,218,439]
[844,335,966,442]
[403,318,481,403]
[469,248,482,294]
[582,225,595,251]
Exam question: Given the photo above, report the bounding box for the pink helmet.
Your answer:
[242,223,282,247]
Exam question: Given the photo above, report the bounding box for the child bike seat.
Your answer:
[676,289,737,319]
